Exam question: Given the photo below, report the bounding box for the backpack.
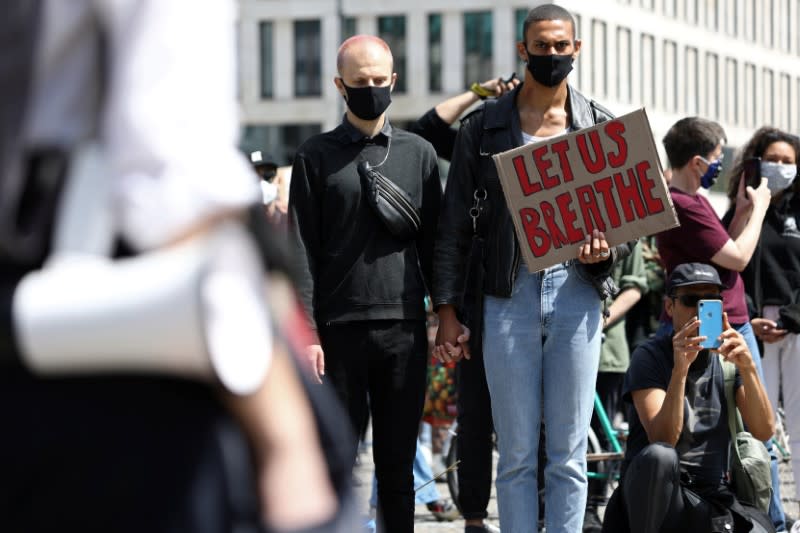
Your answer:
[720,356,773,513]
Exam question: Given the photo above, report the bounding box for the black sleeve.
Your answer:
[623,340,671,404]
[287,151,320,330]
[432,115,482,309]
[416,146,442,294]
[408,108,458,161]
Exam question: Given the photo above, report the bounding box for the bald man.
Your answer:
[288,35,441,533]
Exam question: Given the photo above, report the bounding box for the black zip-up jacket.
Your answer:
[289,118,441,330]
[433,83,635,310]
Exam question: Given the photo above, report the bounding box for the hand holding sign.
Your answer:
[492,109,678,272]
[577,229,611,264]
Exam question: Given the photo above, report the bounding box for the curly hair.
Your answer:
[725,127,800,204]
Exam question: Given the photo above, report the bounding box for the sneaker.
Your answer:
[583,507,603,533]
[790,518,800,533]
[426,499,460,521]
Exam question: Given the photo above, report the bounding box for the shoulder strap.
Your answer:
[720,355,744,465]
[470,100,497,238]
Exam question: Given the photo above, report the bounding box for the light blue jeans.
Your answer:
[655,320,786,530]
[482,263,602,533]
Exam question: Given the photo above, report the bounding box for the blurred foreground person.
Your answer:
[0,2,352,532]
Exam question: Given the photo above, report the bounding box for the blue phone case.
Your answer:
[698,300,723,349]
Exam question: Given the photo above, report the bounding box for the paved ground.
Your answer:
[354,436,798,532]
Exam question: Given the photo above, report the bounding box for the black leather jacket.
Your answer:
[433,83,636,310]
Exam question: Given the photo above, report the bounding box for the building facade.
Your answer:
[238,0,800,171]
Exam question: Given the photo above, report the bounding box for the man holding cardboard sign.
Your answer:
[432,5,649,533]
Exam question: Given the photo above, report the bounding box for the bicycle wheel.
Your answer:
[586,425,612,501]
[445,424,461,513]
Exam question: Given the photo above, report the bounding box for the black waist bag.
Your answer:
[357,160,421,240]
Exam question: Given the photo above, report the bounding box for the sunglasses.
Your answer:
[672,293,722,307]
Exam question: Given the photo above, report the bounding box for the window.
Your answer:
[706,53,720,119]
[641,0,655,10]
[797,0,800,55]
[780,73,792,130]
[685,47,699,115]
[429,14,442,92]
[294,20,321,97]
[725,0,737,36]
[764,68,775,125]
[708,0,719,30]
[463,11,493,89]
[515,8,528,41]
[744,0,756,40]
[259,22,273,99]
[641,34,655,108]
[591,20,607,97]
[725,58,738,124]
[685,0,699,24]
[572,13,583,90]
[663,40,677,112]
[744,63,756,126]
[515,8,529,70]
[767,0,775,47]
[240,123,322,168]
[616,28,632,103]
[796,77,800,129]
[664,0,677,17]
[378,16,407,93]
[342,17,357,40]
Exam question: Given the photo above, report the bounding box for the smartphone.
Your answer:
[742,157,762,189]
[698,299,724,350]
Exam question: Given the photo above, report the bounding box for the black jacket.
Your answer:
[433,83,635,310]
[288,119,441,329]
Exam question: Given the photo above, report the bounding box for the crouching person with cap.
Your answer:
[602,263,776,533]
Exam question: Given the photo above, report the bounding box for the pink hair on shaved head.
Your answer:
[336,35,393,74]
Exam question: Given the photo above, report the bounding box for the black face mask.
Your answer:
[339,80,392,121]
[526,52,574,87]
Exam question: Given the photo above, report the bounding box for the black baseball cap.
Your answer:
[250,150,278,170]
[666,262,726,294]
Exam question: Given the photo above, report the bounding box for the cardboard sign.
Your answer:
[492,108,678,272]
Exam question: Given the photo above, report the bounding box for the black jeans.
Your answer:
[602,443,712,533]
[319,320,427,533]
[455,343,494,520]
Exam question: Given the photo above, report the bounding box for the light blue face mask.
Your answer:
[760,161,797,194]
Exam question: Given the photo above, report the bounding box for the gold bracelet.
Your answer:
[470,82,493,100]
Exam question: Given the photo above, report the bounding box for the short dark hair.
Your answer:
[662,117,727,170]
[726,127,800,202]
[521,4,577,43]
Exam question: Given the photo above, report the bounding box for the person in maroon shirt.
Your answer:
[655,116,787,530]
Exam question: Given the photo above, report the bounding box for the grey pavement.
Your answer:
[353,435,799,532]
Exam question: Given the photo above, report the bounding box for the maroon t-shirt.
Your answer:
[656,187,749,325]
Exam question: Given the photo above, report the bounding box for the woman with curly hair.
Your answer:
[723,127,800,509]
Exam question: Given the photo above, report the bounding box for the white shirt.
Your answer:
[24,0,259,251]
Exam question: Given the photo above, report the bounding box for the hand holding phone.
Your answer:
[698,299,723,349]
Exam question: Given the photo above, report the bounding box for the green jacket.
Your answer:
[599,244,647,373]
